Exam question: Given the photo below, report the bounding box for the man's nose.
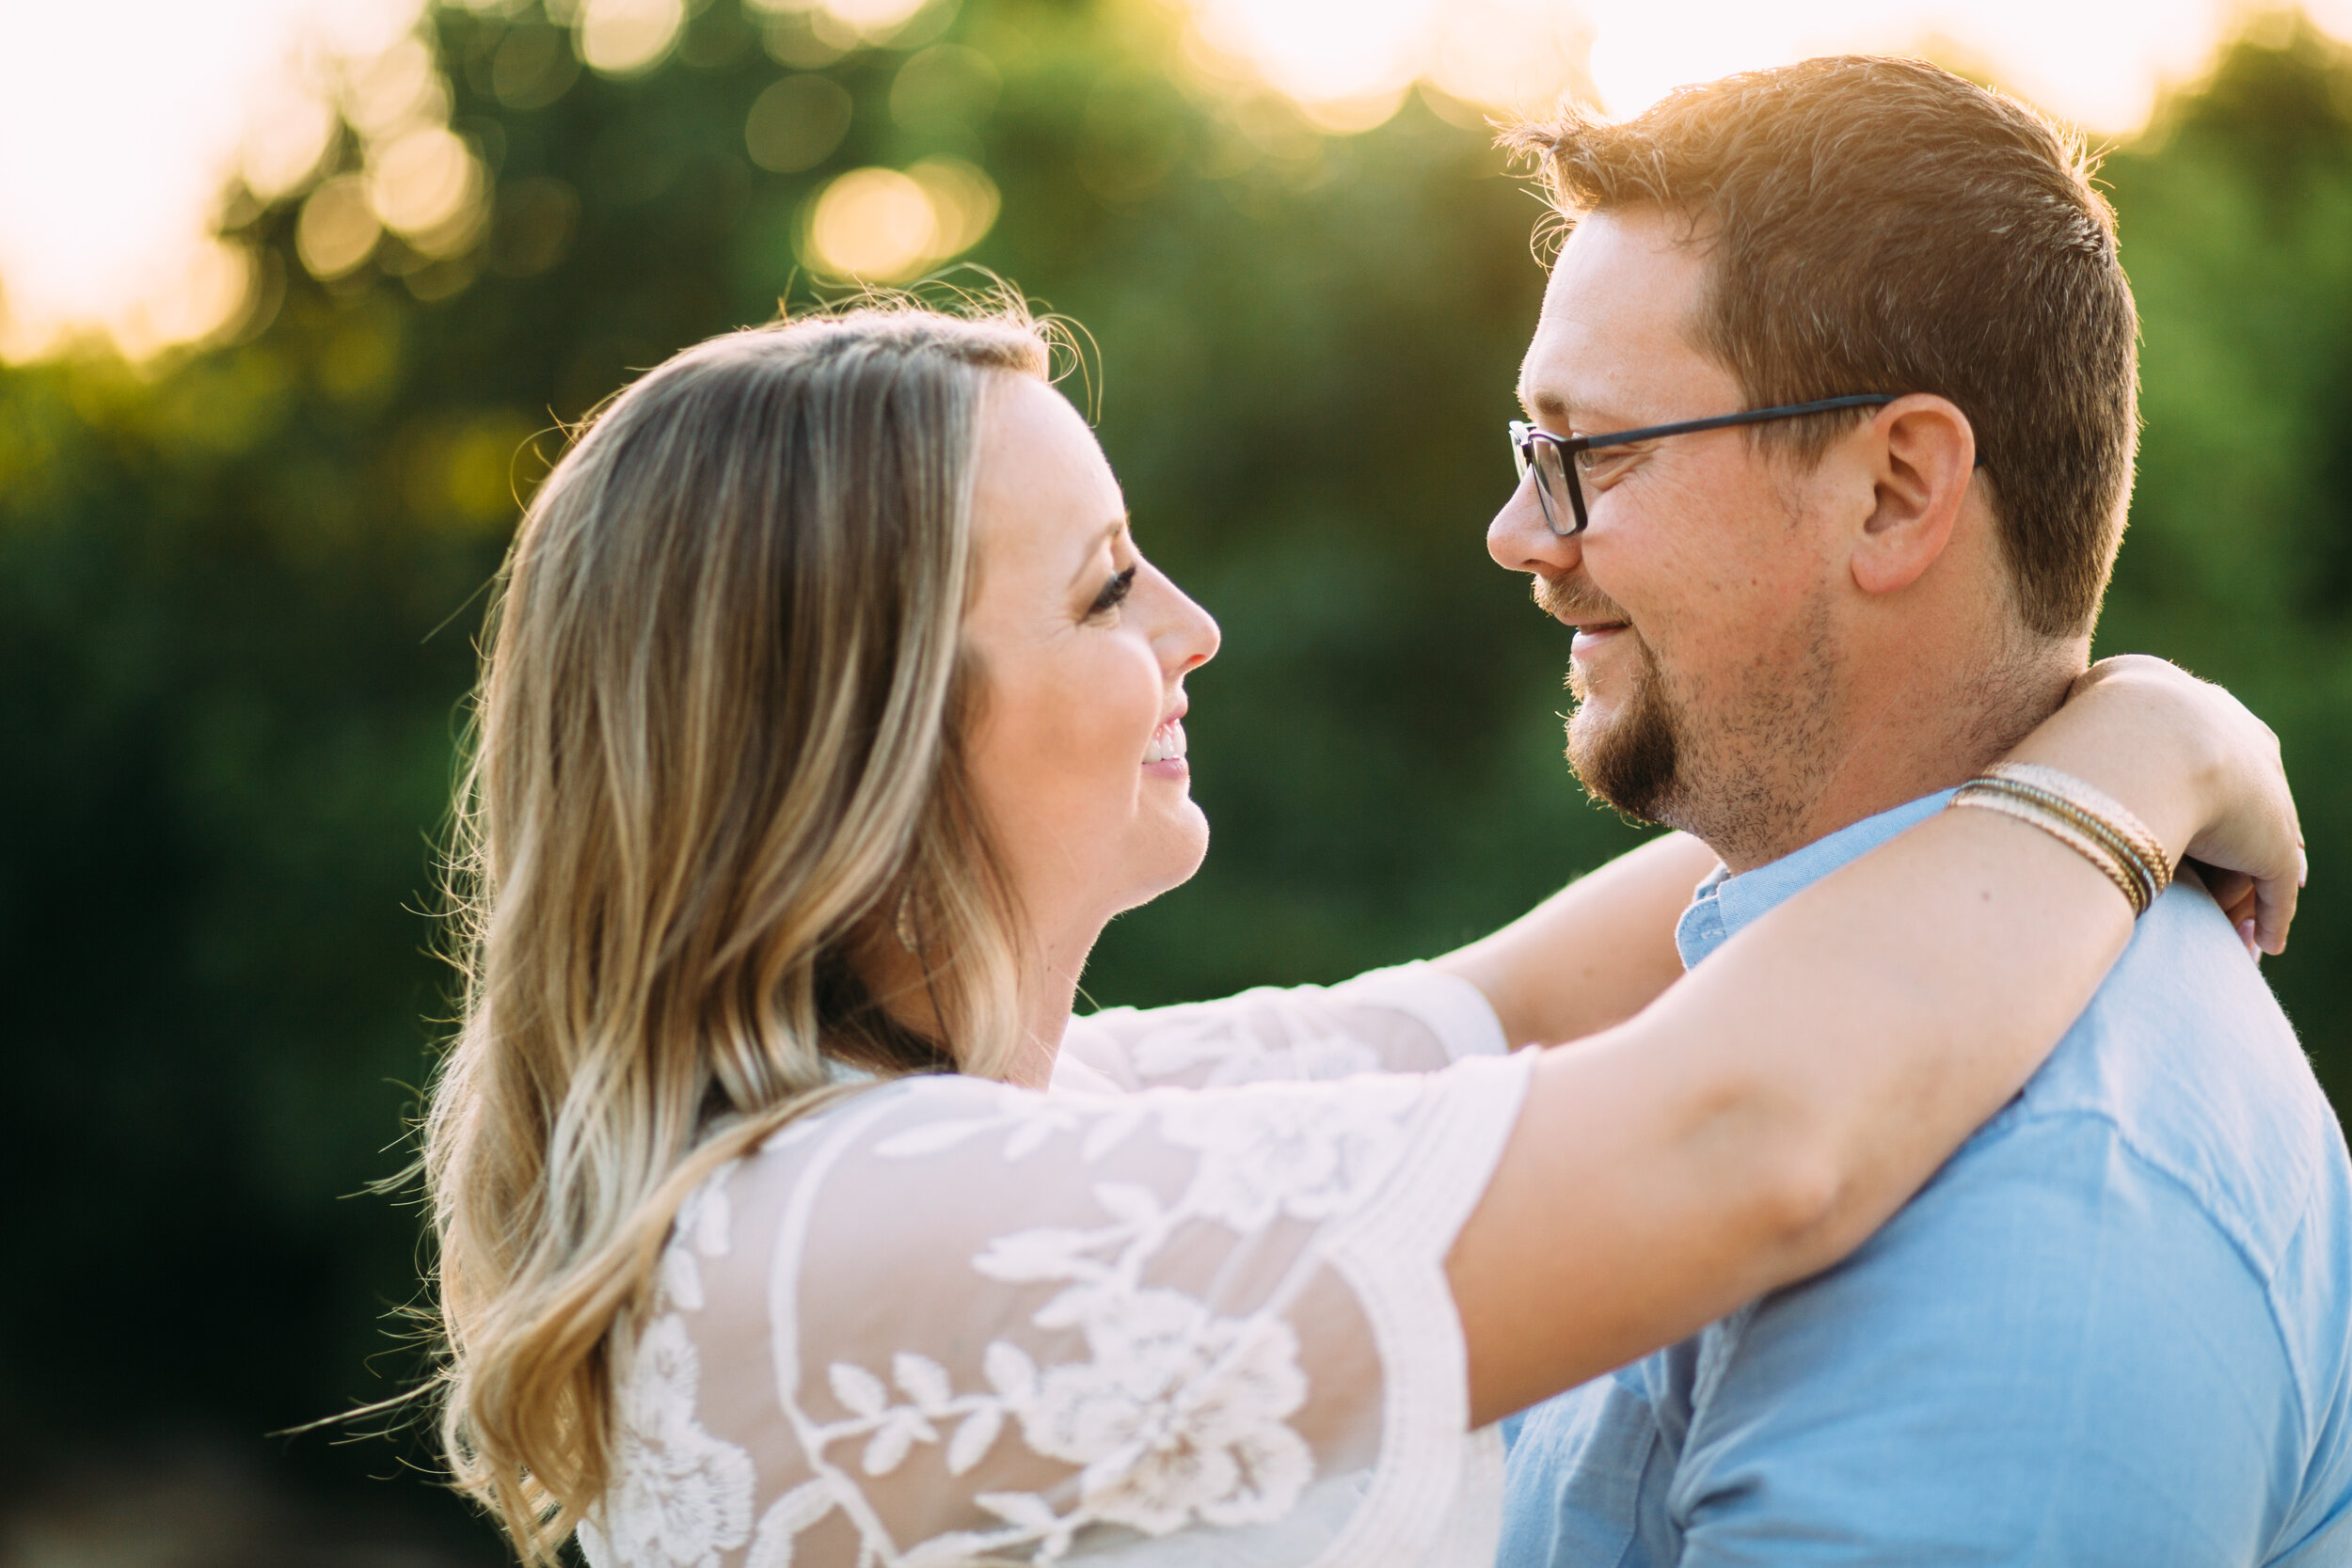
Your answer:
[1487,472,1584,577]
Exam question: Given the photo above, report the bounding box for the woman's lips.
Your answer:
[1143,716,1188,770]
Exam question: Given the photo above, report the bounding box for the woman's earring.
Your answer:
[895,886,923,953]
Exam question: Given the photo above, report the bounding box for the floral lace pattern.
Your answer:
[584,970,1528,1568]
[1055,964,1504,1093]
[583,1179,756,1568]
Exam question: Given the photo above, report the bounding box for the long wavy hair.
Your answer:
[423,302,1052,1560]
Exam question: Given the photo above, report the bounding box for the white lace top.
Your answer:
[580,962,1532,1568]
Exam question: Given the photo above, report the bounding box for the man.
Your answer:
[1488,57,2352,1565]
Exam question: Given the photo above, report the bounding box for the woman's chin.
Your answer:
[1115,808,1210,912]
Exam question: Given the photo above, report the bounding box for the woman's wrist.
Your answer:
[1997,657,2215,869]
[1994,654,2299,955]
[1950,764,2173,915]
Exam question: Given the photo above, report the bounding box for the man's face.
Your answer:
[1488,208,1851,858]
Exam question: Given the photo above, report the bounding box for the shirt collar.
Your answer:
[1674,790,1958,970]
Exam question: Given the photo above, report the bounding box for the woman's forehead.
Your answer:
[971,377,1125,577]
[977,381,1121,522]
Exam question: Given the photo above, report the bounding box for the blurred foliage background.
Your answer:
[3,1,2349,1559]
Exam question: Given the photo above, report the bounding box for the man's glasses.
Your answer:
[1509,394,1902,537]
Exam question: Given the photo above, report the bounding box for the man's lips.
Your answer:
[1533,576,1631,638]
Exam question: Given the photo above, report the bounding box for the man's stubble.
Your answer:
[1552,578,1846,867]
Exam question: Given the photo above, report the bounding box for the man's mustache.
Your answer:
[1532,573,1632,626]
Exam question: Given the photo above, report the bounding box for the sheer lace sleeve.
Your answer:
[580,1050,1534,1568]
[1051,962,1509,1094]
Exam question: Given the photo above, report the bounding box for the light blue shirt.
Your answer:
[1500,793,2352,1567]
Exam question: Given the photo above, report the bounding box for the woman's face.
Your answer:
[961,376,1220,948]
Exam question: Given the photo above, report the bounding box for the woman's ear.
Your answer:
[1850,395,1977,596]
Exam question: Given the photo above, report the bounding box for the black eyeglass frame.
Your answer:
[1510,394,1918,537]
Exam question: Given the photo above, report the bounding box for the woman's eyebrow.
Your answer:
[1066,515,1129,589]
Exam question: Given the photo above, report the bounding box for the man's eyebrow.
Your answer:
[1066,515,1129,588]
[1518,383,1573,423]
[1519,383,1647,433]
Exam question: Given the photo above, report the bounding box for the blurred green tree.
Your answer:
[2097,13,2352,1098]
[0,0,2344,1552]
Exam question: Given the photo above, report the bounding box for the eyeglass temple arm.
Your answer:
[1561,395,1900,452]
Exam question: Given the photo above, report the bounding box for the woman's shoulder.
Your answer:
[1056,962,1510,1093]
[707,1053,1540,1317]
[597,1055,1538,1568]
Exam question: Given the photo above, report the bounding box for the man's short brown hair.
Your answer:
[1507,56,2137,639]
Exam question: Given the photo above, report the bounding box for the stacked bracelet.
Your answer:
[1948,763,2175,917]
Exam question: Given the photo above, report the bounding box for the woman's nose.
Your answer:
[1159,578,1219,675]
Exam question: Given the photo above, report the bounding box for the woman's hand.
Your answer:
[2010,655,2301,957]
[1447,657,2300,1425]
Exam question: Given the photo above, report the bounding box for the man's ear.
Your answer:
[1850,395,1977,596]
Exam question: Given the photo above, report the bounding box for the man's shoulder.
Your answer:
[1998,878,2342,1283]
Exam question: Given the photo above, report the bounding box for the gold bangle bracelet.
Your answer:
[1963,778,2159,911]
[1979,763,2172,907]
[1949,785,2149,915]
[1980,763,2171,873]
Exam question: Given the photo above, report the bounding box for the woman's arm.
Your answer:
[1056,832,1714,1091]
[1433,832,1723,1047]
[1448,657,2299,1424]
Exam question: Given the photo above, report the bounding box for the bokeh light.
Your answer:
[806,166,934,279]
[575,0,686,76]
[889,42,1001,134]
[0,0,426,360]
[0,0,508,361]
[909,155,1000,257]
[1572,0,2231,129]
[809,168,936,278]
[370,126,476,239]
[13,0,2352,363]
[490,19,582,108]
[241,78,342,201]
[344,35,446,136]
[825,0,931,33]
[1184,0,2352,130]
[296,173,384,278]
[802,156,999,279]
[754,0,930,41]
[746,0,944,53]
[745,72,855,171]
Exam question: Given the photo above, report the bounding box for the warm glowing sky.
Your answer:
[5,0,2350,361]
[1192,0,2352,129]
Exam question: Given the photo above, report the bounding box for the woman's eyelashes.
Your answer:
[1087,565,1137,619]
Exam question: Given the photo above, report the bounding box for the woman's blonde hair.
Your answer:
[423,301,1053,1560]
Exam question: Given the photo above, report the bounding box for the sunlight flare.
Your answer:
[7,0,2352,362]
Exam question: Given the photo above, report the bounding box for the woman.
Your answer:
[422,303,2299,1567]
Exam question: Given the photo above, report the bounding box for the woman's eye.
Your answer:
[1088,566,1136,618]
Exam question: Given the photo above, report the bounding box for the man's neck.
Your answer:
[1699,641,2085,875]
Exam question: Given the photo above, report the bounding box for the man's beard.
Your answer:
[1565,633,1684,824]
[1537,574,1685,823]
[1537,573,1843,860]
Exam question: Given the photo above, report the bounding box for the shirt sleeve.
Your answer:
[1667,1111,2297,1567]
[1053,961,1510,1094]
[582,1052,1534,1568]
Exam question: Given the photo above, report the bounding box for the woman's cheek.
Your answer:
[1060,636,1156,749]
